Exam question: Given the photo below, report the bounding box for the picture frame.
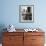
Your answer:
[19,5,34,23]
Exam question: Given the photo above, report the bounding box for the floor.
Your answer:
[0,44,2,46]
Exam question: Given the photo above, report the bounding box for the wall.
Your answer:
[0,0,46,29]
[0,0,46,43]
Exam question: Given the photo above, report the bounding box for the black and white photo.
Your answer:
[19,5,34,23]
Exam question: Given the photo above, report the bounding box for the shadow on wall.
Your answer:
[0,24,7,43]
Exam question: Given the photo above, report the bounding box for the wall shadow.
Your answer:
[0,24,7,43]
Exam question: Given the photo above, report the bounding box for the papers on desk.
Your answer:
[24,28,38,32]
[7,24,16,32]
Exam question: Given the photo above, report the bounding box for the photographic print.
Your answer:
[19,5,34,23]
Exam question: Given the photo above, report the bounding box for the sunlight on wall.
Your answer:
[44,44,46,46]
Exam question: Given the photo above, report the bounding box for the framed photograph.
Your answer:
[19,5,34,23]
